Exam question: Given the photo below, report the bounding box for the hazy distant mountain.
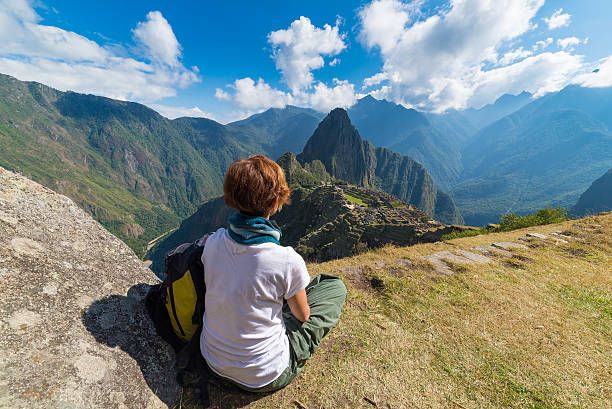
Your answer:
[426,91,533,146]
[297,108,464,225]
[226,105,324,160]
[464,91,533,130]
[348,95,462,190]
[572,168,612,216]
[455,86,612,225]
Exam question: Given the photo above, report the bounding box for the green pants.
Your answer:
[223,274,347,393]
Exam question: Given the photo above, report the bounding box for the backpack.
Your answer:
[145,234,214,406]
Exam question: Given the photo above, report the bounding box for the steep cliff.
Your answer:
[572,168,612,216]
[297,109,464,225]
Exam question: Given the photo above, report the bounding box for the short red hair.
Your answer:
[223,155,291,217]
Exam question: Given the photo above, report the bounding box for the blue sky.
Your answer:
[0,0,611,122]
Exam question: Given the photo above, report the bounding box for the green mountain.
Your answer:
[0,73,318,256]
[348,95,462,190]
[455,86,612,225]
[0,74,217,255]
[147,152,463,273]
[226,106,323,160]
[297,108,464,225]
[572,168,612,216]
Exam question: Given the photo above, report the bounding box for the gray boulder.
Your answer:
[0,167,179,408]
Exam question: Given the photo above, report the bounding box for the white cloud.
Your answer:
[469,52,583,108]
[499,47,533,65]
[132,11,181,67]
[533,37,553,50]
[357,0,593,112]
[308,79,358,112]
[363,72,389,88]
[573,55,612,88]
[217,16,357,114]
[557,36,584,50]
[148,104,216,120]
[226,77,294,110]
[543,8,571,30]
[268,16,346,92]
[358,0,414,53]
[214,88,232,101]
[0,0,199,102]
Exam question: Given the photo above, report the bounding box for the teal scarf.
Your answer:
[227,212,281,245]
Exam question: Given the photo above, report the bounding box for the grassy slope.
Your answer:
[185,213,611,408]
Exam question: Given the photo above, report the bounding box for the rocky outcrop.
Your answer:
[0,167,179,408]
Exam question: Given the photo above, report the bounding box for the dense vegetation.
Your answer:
[442,207,569,240]
[0,74,321,256]
[455,86,612,225]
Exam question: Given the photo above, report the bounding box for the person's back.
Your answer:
[199,155,346,393]
[201,228,308,387]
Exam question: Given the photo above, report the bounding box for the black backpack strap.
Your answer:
[144,284,186,352]
[195,344,211,408]
[190,235,208,325]
[174,325,211,407]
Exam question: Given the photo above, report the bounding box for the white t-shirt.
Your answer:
[199,228,310,388]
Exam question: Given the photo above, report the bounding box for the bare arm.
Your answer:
[287,289,310,322]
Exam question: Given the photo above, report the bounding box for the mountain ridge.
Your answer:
[572,168,612,216]
[454,86,612,225]
[0,73,321,255]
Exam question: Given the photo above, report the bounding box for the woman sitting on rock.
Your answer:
[200,154,346,392]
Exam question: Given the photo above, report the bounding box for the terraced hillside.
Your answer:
[180,212,611,408]
[147,153,467,273]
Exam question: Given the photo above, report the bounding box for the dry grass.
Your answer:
[181,214,612,408]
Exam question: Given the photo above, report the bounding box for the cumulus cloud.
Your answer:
[533,37,553,50]
[557,36,585,50]
[357,0,589,112]
[225,77,294,110]
[147,104,216,120]
[498,47,533,65]
[0,0,199,102]
[543,8,571,30]
[132,11,181,67]
[358,0,415,53]
[214,88,232,101]
[573,56,612,88]
[268,16,346,92]
[470,51,583,108]
[308,79,358,112]
[217,17,357,114]
[362,72,389,88]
